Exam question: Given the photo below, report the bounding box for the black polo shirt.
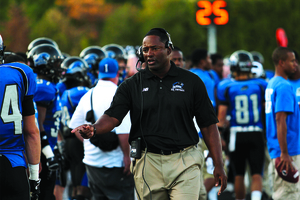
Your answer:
[104,62,218,150]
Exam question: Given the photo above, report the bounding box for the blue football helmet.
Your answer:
[102,44,127,61]
[79,46,106,73]
[250,51,264,64]
[27,37,59,55]
[60,56,91,88]
[27,44,65,83]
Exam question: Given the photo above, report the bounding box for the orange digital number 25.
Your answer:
[196,0,229,25]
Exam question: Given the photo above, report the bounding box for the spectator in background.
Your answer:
[210,53,224,86]
[190,48,216,110]
[170,46,185,68]
[288,50,300,106]
[190,49,226,200]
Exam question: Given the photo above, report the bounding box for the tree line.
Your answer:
[1,0,299,69]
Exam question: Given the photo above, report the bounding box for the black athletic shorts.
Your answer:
[0,155,30,200]
[229,131,265,176]
[64,137,86,186]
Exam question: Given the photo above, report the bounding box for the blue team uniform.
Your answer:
[217,78,234,103]
[0,62,36,168]
[56,81,67,97]
[218,78,267,131]
[209,69,221,86]
[87,72,98,86]
[190,68,217,139]
[61,86,90,127]
[190,68,216,109]
[61,86,90,188]
[265,76,300,159]
[264,69,275,82]
[34,79,62,149]
[288,78,300,107]
[218,78,267,176]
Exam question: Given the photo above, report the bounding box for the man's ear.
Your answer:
[278,59,284,67]
[167,47,172,56]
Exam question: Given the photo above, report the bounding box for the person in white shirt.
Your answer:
[69,57,134,200]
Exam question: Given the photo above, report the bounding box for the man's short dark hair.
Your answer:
[293,49,299,62]
[191,48,208,66]
[145,28,169,46]
[173,46,182,52]
[272,47,293,66]
[210,53,223,65]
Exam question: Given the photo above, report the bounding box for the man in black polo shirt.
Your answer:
[72,28,227,200]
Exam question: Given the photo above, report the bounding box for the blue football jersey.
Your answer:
[265,69,275,82]
[87,72,98,86]
[218,78,267,130]
[0,62,36,167]
[217,78,234,102]
[190,68,216,109]
[61,86,90,127]
[209,69,221,86]
[34,79,62,149]
[56,81,67,97]
[288,78,300,108]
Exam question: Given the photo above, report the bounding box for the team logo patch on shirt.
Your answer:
[241,86,248,91]
[171,82,185,92]
[142,87,149,92]
[296,88,300,96]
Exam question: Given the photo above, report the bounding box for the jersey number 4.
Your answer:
[0,85,22,135]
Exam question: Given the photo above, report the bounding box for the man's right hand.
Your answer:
[71,124,95,139]
[46,156,59,171]
[213,165,227,195]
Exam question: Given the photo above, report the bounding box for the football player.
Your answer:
[102,43,128,85]
[79,46,106,86]
[56,56,89,97]
[27,43,65,200]
[217,50,267,200]
[27,37,59,55]
[0,35,41,200]
[60,57,91,200]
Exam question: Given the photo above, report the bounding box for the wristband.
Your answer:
[92,125,96,138]
[28,163,39,180]
[42,145,55,159]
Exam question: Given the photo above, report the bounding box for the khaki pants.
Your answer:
[271,154,300,200]
[130,145,204,200]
